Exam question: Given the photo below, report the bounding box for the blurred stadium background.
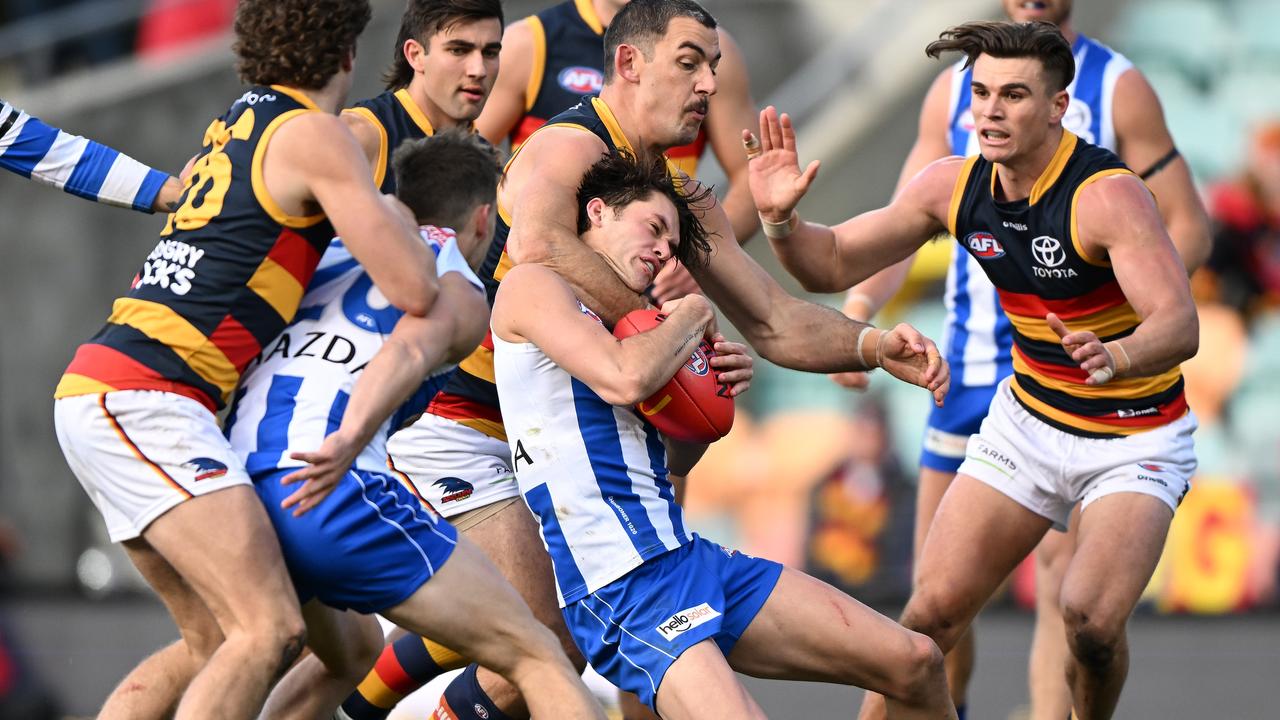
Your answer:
[1,0,1278,717]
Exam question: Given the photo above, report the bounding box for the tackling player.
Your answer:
[51,1,439,718]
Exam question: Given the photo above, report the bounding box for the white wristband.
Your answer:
[760,210,797,239]
[855,325,876,370]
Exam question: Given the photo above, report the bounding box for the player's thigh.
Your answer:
[142,484,300,630]
[911,475,1051,637]
[728,567,935,692]
[657,639,764,720]
[1060,492,1173,631]
[458,498,583,665]
[382,535,557,675]
[914,466,957,562]
[122,538,224,658]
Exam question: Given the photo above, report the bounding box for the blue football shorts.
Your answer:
[253,467,457,613]
[563,535,783,710]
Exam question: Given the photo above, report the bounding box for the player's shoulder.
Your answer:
[498,261,562,293]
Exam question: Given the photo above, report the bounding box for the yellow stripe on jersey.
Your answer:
[575,0,605,34]
[107,298,239,394]
[948,156,980,237]
[526,16,547,113]
[668,155,699,180]
[270,85,321,111]
[1029,131,1077,205]
[456,416,507,442]
[458,345,496,383]
[1009,378,1180,436]
[1003,303,1141,344]
[1070,168,1135,268]
[591,97,636,154]
[494,249,514,283]
[394,89,436,137]
[54,373,117,398]
[1011,350,1183,400]
[247,256,305,321]
[343,107,389,189]
[251,108,327,228]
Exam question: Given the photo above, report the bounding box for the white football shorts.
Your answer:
[386,412,518,520]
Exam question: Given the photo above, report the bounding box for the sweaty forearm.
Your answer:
[547,240,648,325]
[745,296,875,373]
[767,219,848,293]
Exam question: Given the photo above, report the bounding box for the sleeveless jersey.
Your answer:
[225,227,482,476]
[429,96,649,441]
[0,98,168,211]
[55,86,337,411]
[510,0,708,175]
[345,88,439,195]
[948,130,1186,438]
[493,301,688,606]
[943,34,1132,387]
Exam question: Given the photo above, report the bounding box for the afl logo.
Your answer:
[685,348,710,376]
[558,66,603,94]
[1031,235,1066,267]
[965,232,1005,259]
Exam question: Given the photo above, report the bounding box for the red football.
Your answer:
[612,309,735,443]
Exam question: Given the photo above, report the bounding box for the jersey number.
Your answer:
[163,110,256,234]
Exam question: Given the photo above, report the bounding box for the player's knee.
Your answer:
[882,631,946,702]
[900,589,965,652]
[1061,601,1123,672]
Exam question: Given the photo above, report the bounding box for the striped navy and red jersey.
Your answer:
[345,88,440,195]
[55,85,336,412]
[510,0,707,175]
[948,130,1187,437]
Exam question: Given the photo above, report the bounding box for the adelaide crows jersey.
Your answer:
[345,88,440,195]
[226,227,482,476]
[56,86,336,411]
[942,35,1132,388]
[948,131,1186,438]
[508,0,708,174]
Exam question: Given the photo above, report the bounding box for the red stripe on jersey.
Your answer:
[427,392,504,424]
[998,280,1127,320]
[208,315,262,373]
[1014,345,1088,383]
[666,128,708,159]
[373,650,417,696]
[65,344,217,411]
[266,228,322,286]
[511,114,548,148]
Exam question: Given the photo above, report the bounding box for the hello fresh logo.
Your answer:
[655,603,721,641]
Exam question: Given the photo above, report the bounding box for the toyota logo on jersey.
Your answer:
[1031,235,1067,267]
[965,231,1005,259]
[558,66,603,95]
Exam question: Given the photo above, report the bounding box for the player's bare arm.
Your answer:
[1052,173,1198,383]
[474,17,534,144]
[503,128,650,323]
[266,111,437,317]
[1111,68,1211,274]
[280,272,489,516]
[702,27,760,244]
[494,263,714,406]
[340,108,387,170]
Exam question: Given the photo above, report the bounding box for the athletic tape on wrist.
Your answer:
[855,325,875,370]
[760,210,797,239]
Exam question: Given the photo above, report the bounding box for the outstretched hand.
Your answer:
[744,106,820,223]
[877,323,949,406]
[1047,312,1116,385]
[279,431,362,517]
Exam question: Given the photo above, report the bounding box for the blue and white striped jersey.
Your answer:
[226,227,482,476]
[493,306,689,607]
[0,99,168,212]
[941,35,1131,387]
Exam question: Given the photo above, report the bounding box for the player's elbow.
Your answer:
[388,276,439,318]
[1176,308,1200,364]
[505,227,552,266]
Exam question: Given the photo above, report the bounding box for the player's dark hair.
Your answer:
[384,0,505,90]
[234,0,371,90]
[603,0,717,83]
[926,20,1074,93]
[576,151,714,271]
[393,130,503,230]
